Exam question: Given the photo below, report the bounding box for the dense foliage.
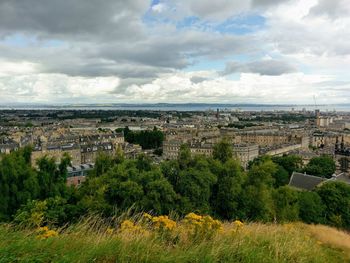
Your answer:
[0,142,348,230]
[121,126,164,150]
[226,122,262,129]
[304,155,336,178]
[0,147,70,221]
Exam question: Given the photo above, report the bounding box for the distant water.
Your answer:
[1,103,350,112]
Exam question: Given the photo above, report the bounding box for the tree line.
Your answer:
[0,141,348,229]
[119,126,164,150]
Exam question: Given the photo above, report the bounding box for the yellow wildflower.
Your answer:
[120,220,136,231]
[233,220,244,228]
[120,220,147,235]
[182,213,223,240]
[152,215,176,231]
[37,226,49,232]
[143,212,153,221]
[185,213,203,221]
[36,227,58,240]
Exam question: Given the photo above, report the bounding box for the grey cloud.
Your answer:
[0,26,256,79]
[190,76,209,83]
[185,0,249,20]
[116,77,156,92]
[252,0,291,7]
[223,60,297,76]
[97,32,254,69]
[308,0,349,18]
[164,0,291,21]
[0,0,149,39]
[0,0,264,92]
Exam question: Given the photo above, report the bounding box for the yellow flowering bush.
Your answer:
[142,213,176,231]
[230,220,244,235]
[152,216,177,231]
[233,220,244,228]
[182,213,222,240]
[141,213,178,243]
[143,212,153,221]
[36,226,58,240]
[120,212,225,242]
[119,219,148,236]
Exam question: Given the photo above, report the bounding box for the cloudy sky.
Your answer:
[0,0,349,104]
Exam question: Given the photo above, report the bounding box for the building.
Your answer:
[80,142,114,164]
[288,172,328,191]
[163,140,258,169]
[262,143,303,157]
[231,144,259,168]
[31,143,81,167]
[289,171,350,191]
[30,132,125,167]
[66,163,94,187]
[0,138,19,154]
[163,140,182,160]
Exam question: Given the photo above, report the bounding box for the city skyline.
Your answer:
[0,0,349,104]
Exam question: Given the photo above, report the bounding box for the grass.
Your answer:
[0,216,349,263]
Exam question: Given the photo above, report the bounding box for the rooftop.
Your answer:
[289,172,328,191]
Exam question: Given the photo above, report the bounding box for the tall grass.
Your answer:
[0,215,349,263]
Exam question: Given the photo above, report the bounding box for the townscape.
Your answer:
[1,107,350,189]
[2,0,350,261]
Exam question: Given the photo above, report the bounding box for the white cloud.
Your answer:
[0,60,38,77]
[108,71,349,104]
[151,3,167,13]
[0,0,349,104]
[0,74,120,103]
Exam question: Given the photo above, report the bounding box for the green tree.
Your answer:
[124,126,164,149]
[141,175,177,214]
[136,154,152,171]
[36,155,69,199]
[161,160,180,189]
[242,160,277,221]
[178,144,191,169]
[93,152,114,177]
[79,159,177,216]
[298,191,325,224]
[273,186,299,222]
[212,159,245,220]
[0,147,39,220]
[304,155,336,178]
[272,155,303,175]
[316,181,350,228]
[272,165,290,188]
[14,196,82,227]
[175,156,217,214]
[213,139,233,163]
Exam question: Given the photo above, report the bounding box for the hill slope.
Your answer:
[0,218,349,263]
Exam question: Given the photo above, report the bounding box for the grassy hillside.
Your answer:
[1,214,350,263]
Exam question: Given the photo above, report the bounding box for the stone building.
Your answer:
[30,132,125,167]
[232,144,259,169]
[31,144,81,167]
[0,137,19,154]
[163,140,258,169]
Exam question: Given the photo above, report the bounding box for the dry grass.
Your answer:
[1,216,350,262]
[307,224,350,257]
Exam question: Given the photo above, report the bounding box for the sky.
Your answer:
[0,0,349,105]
